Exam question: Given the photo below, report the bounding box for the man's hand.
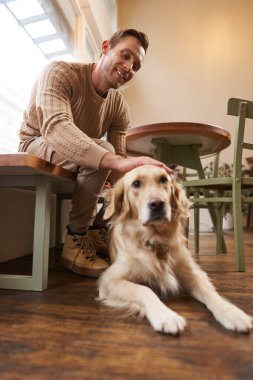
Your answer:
[99,152,173,174]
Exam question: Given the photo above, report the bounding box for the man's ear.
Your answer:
[102,40,110,54]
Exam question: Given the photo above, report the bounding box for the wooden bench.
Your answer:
[0,153,76,291]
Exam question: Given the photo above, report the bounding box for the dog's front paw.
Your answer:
[147,306,187,335]
[214,302,253,333]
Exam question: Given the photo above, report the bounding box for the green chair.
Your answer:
[183,98,253,271]
[182,153,225,255]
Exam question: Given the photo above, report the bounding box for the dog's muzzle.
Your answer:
[147,198,167,223]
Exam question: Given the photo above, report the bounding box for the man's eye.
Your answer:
[160,175,168,184]
[122,51,130,59]
[132,180,142,188]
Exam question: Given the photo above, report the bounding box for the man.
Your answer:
[18,29,172,278]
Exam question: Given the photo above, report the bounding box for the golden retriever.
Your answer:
[98,165,253,334]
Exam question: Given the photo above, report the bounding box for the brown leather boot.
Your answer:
[61,232,109,277]
[87,228,109,258]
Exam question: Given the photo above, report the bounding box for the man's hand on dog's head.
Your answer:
[100,152,174,175]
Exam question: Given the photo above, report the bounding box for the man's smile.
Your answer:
[116,69,127,82]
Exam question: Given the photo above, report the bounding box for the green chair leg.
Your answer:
[194,192,200,254]
[215,204,223,255]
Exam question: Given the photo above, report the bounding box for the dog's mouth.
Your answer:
[143,210,168,225]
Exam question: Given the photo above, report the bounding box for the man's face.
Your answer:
[101,36,146,90]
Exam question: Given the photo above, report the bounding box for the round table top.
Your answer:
[126,122,231,157]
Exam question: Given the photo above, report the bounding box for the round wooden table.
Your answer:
[126,122,231,158]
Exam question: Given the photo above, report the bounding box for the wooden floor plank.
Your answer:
[0,231,253,380]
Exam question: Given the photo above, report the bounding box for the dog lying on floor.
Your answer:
[98,165,253,334]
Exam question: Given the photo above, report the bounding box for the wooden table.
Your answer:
[126,122,231,178]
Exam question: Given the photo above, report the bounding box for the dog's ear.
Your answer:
[171,180,191,220]
[103,179,125,219]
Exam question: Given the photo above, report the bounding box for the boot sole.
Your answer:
[60,257,107,278]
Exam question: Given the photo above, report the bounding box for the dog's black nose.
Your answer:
[148,199,165,212]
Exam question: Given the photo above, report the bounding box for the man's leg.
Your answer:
[21,137,113,277]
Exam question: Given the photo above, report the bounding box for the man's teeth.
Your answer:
[117,70,125,79]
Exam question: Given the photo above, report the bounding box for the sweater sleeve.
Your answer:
[36,61,109,169]
[106,95,130,158]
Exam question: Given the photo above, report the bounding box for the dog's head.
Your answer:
[104,165,191,226]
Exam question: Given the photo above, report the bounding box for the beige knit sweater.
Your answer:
[19,61,130,169]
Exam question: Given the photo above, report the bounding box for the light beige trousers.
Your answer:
[19,137,114,234]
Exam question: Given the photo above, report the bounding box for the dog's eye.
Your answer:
[160,175,168,184]
[132,180,142,188]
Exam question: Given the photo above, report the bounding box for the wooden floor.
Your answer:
[1,231,253,380]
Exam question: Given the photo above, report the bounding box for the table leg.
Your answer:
[32,177,51,291]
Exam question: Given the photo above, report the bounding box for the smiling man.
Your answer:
[18,28,172,278]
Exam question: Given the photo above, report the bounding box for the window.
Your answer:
[0,0,74,153]
[0,0,117,154]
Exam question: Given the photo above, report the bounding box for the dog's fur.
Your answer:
[98,165,253,334]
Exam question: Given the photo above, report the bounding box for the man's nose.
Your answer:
[123,61,134,71]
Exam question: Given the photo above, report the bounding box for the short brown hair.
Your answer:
[109,29,149,53]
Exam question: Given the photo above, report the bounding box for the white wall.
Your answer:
[117,0,253,166]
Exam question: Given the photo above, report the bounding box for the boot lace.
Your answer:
[70,234,97,269]
[96,228,107,247]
